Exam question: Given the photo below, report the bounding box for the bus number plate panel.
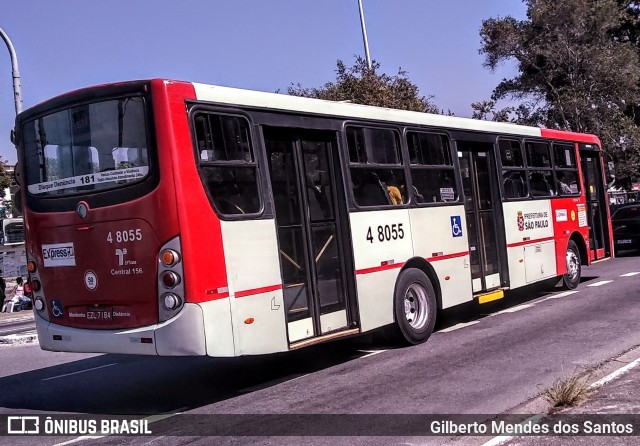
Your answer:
[86,308,113,320]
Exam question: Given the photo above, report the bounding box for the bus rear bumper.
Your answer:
[35,303,206,356]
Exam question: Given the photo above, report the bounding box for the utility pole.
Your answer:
[0,27,23,115]
[357,0,372,69]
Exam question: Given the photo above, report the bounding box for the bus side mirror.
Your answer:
[13,162,21,186]
[10,129,15,145]
[608,161,616,178]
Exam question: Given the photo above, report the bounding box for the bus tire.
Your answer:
[562,240,581,290]
[393,268,437,345]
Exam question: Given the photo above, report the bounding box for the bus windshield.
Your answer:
[22,96,150,197]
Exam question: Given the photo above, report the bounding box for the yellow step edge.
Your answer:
[477,289,505,304]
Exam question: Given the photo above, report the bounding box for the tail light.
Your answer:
[30,280,41,292]
[161,271,181,288]
[27,252,49,321]
[157,236,184,322]
[161,249,181,267]
[163,293,182,310]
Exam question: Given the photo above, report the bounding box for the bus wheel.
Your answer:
[562,240,581,290]
[393,268,437,345]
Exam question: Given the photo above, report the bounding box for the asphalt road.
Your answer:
[1,251,639,446]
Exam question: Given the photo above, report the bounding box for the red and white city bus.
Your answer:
[15,79,613,356]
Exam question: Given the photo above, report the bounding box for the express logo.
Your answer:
[42,243,76,267]
[43,247,74,259]
[517,211,525,231]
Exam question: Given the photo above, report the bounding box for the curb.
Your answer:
[0,332,38,345]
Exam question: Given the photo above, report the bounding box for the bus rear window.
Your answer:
[22,97,150,197]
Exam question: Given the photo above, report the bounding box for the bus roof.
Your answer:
[18,79,601,144]
[191,81,600,144]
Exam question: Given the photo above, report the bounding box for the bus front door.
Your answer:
[458,143,503,293]
[264,128,357,345]
[579,147,611,260]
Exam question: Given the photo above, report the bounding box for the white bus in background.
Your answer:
[0,218,27,279]
[1,218,25,246]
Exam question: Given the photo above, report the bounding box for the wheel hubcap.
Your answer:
[404,283,429,329]
[566,250,579,281]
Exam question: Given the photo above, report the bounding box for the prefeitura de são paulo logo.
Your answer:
[517,211,525,231]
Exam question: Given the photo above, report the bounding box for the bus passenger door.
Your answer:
[457,142,503,293]
[263,128,357,345]
[579,147,611,260]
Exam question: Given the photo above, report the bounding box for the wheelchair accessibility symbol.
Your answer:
[450,216,463,238]
[52,300,64,318]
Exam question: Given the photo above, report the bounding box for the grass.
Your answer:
[543,373,594,409]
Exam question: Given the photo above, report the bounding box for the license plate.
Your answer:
[617,239,632,244]
[87,308,112,320]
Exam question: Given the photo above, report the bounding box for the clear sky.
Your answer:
[0,0,526,164]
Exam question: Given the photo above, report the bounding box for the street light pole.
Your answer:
[0,27,23,115]
[357,0,372,69]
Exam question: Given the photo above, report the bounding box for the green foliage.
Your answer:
[479,0,640,187]
[288,56,440,114]
[0,159,12,190]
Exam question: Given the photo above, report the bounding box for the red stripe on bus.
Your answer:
[425,251,469,262]
[235,284,283,298]
[356,262,404,275]
[540,129,600,144]
[507,236,556,248]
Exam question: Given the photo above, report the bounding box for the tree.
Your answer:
[0,158,15,218]
[288,56,440,114]
[0,159,12,190]
[479,0,640,187]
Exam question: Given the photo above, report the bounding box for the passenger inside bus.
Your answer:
[305,171,332,220]
[382,171,404,205]
[503,171,527,199]
[352,170,392,206]
[529,172,553,197]
[556,172,573,195]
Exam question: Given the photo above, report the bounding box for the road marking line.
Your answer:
[52,413,178,446]
[438,321,479,333]
[358,350,386,358]
[542,290,579,301]
[288,373,311,382]
[491,303,535,315]
[482,356,640,446]
[591,356,640,388]
[53,436,104,446]
[481,414,546,446]
[587,280,613,287]
[42,363,118,381]
[620,272,640,277]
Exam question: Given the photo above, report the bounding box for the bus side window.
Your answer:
[498,139,529,199]
[406,131,458,204]
[352,170,391,206]
[347,126,405,207]
[529,171,553,197]
[503,171,527,199]
[194,113,261,216]
[553,143,581,196]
